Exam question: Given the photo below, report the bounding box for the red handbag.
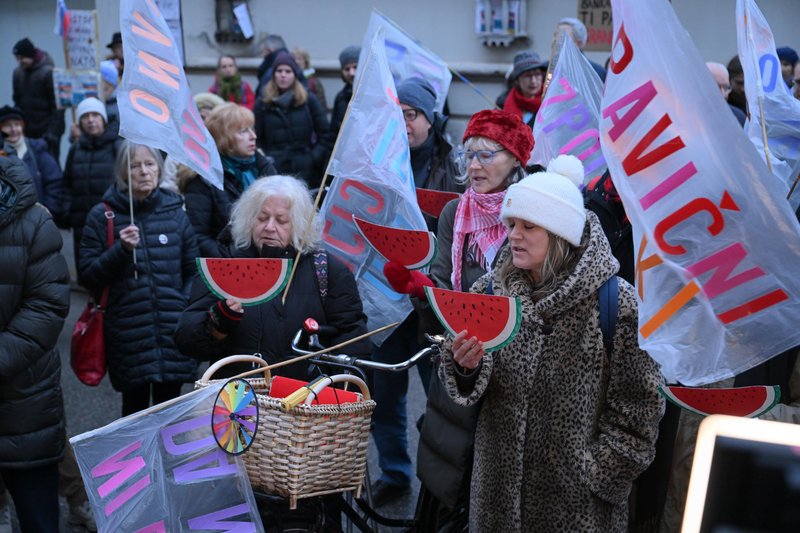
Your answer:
[71,203,114,386]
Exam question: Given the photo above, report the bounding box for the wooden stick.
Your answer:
[126,143,138,279]
[280,37,378,304]
[227,321,400,381]
[787,171,800,200]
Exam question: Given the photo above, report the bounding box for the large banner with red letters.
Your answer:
[600,0,800,385]
[320,30,427,344]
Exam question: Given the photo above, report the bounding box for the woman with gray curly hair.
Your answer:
[175,174,371,380]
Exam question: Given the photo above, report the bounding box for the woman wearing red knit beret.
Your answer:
[381,108,533,513]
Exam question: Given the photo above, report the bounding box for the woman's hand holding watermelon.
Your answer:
[452,330,485,371]
[383,261,434,299]
[209,298,244,339]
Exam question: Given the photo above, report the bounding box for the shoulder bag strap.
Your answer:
[98,202,115,309]
[598,275,619,356]
[313,249,328,303]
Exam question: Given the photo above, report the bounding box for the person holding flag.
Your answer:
[79,142,199,416]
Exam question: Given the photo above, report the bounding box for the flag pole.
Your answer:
[280,35,380,304]
[126,142,138,279]
[744,4,774,174]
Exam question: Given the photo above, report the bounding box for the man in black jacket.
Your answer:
[12,38,65,160]
[330,45,360,139]
[0,150,70,531]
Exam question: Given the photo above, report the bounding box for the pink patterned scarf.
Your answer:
[451,187,507,290]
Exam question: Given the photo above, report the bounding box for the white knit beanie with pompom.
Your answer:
[500,154,586,246]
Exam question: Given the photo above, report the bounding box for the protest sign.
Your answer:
[118,0,222,189]
[532,33,606,182]
[320,30,427,344]
[357,10,451,114]
[53,68,100,109]
[70,385,263,531]
[600,0,800,385]
[580,0,613,52]
[736,0,800,206]
[65,10,99,70]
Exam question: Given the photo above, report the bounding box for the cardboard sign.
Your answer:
[53,68,100,109]
[65,10,100,70]
[579,0,613,52]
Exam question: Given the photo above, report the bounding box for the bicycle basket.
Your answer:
[196,355,375,509]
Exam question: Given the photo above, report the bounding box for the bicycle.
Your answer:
[239,318,469,532]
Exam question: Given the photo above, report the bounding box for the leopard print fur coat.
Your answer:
[440,212,665,532]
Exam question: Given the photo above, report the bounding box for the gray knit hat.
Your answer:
[510,51,547,82]
[397,78,436,124]
[339,45,361,68]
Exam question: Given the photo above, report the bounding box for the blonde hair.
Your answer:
[291,47,310,70]
[263,77,308,107]
[204,103,255,156]
[229,175,322,253]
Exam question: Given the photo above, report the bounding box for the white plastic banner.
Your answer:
[531,33,607,183]
[356,10,451,114]
[70,385,263,532]
[736,0,800,206]
[118,0,223,190]
[320,30,427,345]
[600,0,800,385]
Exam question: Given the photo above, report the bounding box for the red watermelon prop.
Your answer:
[352,216,436,270]
[659,385,780,418]
[197,258,292,306]
[416,188,460,218]
[424,286,520,352]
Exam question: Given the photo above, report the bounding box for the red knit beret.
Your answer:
[462,109,533,165]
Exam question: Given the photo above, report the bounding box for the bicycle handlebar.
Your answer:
[290,321,444,373]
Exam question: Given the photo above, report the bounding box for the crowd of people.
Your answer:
[0,12,799,533]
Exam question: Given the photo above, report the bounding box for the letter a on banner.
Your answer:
[118,0,223,190]
[600,0,800,386]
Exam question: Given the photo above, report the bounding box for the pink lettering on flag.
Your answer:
[90,440,151,517]
[687,242,766,299]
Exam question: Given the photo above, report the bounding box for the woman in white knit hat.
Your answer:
[440,154,665,532]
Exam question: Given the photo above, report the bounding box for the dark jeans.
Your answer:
[121,382,183,417]
[372,313,432,486]
[1,463,59,532]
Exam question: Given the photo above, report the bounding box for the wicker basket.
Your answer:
[196,355,375,509]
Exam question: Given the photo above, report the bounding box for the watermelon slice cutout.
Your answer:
[424,286,521,352]
[352,216,437,270]
[659,385,781,418]
[416,188,460,218]
[197,258,292,306]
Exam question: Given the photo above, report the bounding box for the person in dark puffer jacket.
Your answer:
[79,142,198,417]
[0,152,70,532]
[330,45,360,139]
[64,97,122,272]
[176,175,371,382]
[0,105,65,219]
[184,103,277,258]
[11,38,65,159]
[254,52,332,189]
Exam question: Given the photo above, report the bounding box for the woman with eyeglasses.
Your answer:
[183,102,276,257]
[383,108,533,516]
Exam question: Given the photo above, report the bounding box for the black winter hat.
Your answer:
[0,106,24,125]
[107,32,122,49]
[510,51,547,82]
[339,45,361,68]
[272,51,301,78]
[12,38,36,59]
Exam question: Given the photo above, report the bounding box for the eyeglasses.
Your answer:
[402,108,420,122]
[457,148,507,167]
